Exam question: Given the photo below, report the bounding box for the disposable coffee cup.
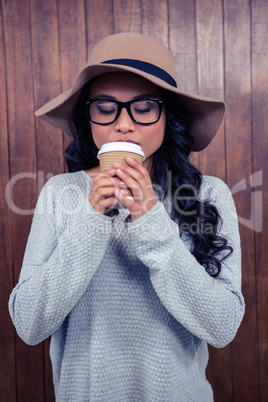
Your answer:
[97,142,145,207]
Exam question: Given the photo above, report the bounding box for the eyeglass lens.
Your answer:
[89,99,161,124]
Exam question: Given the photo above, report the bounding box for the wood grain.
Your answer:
[195,0,226,182]
[85,0,113,54]
[57,0,87,171]
[113,0,141,33]
[168,0,197,92]
[251,0,268,399]
[141,0,168,46]
[2,0,44,400]
[0,3,16,401]
[31,0,64,179]
[224,0,259,401]
[195,2,233,399]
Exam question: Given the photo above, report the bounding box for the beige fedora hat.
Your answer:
[35,32,225,152]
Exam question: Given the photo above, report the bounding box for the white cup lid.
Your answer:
[97,142,145,160]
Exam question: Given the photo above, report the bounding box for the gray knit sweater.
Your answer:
[9,171,244,402]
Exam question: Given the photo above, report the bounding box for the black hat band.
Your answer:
[101,59,177,88]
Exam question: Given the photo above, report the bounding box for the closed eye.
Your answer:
[133,101,155,114]
[96,102,117,114]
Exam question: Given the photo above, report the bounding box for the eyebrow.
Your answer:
[93,94,117,100]
[92,93,159,100]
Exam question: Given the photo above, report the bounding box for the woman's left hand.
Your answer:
[113,157,158,221]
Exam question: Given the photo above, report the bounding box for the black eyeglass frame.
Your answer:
[85,98,165,126]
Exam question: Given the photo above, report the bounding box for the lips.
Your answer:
[115,140,140,145]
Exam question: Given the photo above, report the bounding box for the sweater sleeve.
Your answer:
[9,174,113,345]
[126,176,245,348]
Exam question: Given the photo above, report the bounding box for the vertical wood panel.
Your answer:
[168,0,199,220]
[195,3,232,399]
[168,0,197,92]
[31,0,63,179]
[224,0,259,401]
[251,0,268,400]
[141,0,168,46]
[195,0,226,182]
[58,0,87,173]
[2,0,44,401]
[85,0,113,54]
[0,3,16,401]
[113,0,141,33]
[58,0,87,92]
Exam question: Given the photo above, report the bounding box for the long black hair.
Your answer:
[65,84,233,277]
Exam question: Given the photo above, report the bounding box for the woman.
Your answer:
[9,33,245,401]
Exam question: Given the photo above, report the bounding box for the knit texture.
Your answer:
[9,171,245,402]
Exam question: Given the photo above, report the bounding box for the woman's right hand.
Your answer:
[88,169,128,214]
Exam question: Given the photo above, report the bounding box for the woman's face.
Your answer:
[88,72,166,170]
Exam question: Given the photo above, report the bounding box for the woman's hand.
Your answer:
[113,157,158,221]
[88,169,129,214]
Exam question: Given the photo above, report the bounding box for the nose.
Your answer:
[114,107,135,133]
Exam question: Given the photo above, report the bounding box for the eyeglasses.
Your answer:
[85,98,164,125]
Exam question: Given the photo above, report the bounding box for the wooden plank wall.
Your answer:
[0,0,267,401]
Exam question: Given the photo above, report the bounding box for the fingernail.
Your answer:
[115,188,127,196]
[109,169,116,174]
[120,189,129,195]
[126,157,134,162]
[113,162,121,168]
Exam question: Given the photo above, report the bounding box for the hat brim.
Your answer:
[35,63,225,152]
